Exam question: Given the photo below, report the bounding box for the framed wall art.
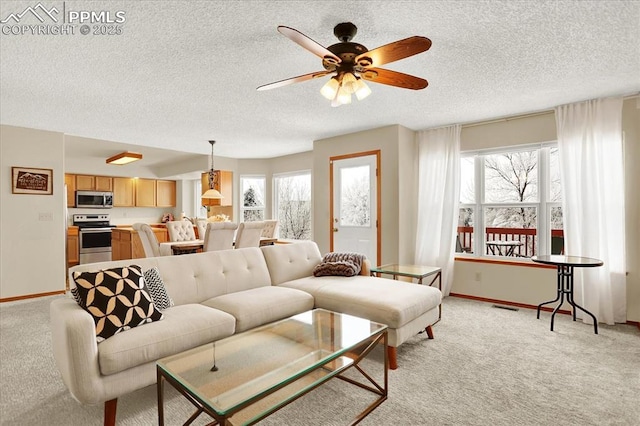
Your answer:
[11,167,53,195]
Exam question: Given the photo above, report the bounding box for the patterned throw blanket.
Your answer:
[313,252,367,277]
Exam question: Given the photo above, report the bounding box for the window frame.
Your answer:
[239,174,266,222]
[272,170,313,240]
[458,142,560,259]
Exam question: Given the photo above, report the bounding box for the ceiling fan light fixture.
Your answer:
[341,72,358,94]
[354,78,372,100]
[320,77,340,100]
[336,85,352,105]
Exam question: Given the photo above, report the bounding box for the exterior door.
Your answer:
[330,152,379,265]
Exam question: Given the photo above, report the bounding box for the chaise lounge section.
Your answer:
[50,241,441,425]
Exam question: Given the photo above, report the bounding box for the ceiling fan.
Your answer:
[257,22,431,107]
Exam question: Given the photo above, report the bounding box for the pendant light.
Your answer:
[202,140,223,201]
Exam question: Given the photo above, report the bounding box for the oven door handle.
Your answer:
[79,228,113,233]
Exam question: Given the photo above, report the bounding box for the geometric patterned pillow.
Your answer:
[72,265,164,342]
[143,267,174,311]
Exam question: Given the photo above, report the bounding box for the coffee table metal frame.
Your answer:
[157,309,388,425]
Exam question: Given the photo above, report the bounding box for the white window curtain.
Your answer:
[415,125,461,296]
[555,97,626,325]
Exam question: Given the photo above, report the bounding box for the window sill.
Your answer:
[454,256,555,269]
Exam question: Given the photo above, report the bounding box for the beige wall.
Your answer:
[1,125,66,299]
[313,125,402,265]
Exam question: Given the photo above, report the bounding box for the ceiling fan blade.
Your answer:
[361,68,428,90]
[257,70,332,91]
[355,36,431,68]
[277,26,342,63]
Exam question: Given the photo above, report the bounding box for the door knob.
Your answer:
[333,228,339,232]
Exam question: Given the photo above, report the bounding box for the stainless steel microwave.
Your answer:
[75,191,113,209]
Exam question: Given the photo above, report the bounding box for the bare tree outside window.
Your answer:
[340,166,370,227]
[458,147,563,258]
[275,173,311,239]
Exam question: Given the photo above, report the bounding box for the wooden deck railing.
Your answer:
[457,227,564,257]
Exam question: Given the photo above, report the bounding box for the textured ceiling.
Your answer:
[1,0,639,159]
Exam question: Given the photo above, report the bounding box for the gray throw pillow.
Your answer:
[313,260,359,277]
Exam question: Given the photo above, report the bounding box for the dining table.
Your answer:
[159,237,279,256]
[159,240,204,256]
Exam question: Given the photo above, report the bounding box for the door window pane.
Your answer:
[340,165,370,227]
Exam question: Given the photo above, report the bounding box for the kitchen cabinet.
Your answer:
[112,227,169,260]
[135,178,156,207]
[113,177,135,207]
[65,174,76,207]
[67,226,79,267]
[156,180,176,207]
[76,175,113,191]
[201,170,233,207]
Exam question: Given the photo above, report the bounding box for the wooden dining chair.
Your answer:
[203,222,238,252]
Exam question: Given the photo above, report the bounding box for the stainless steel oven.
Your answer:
[73,214,114,264]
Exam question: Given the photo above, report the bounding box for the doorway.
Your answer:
[330,150,381,265]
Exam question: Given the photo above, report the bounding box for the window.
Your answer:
[457,145,563,258]
[273,171,312,240]
[240,176,265,222]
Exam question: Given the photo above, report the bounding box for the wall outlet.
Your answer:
[38,212,53,221]
[475,272,481,282]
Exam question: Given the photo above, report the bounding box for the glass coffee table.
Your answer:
[157,309,388,425]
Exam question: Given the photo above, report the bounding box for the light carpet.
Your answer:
[1,295,639,425]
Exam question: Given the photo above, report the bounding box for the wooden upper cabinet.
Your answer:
[64,174,76,207]
[76,175,113,191]
[135,178,156,207]
[201,170,233,207]
[113,177,135,207]
[95,176,113,191]
[75,175,95,191]
[156,180,176,207]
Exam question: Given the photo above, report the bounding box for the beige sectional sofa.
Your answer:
[50,241,441,425]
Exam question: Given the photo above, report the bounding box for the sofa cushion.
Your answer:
[201,287,314,332]
[261,241,323,285]
[280,275,441,329]
[72,265,164,342]
[98,304,236,375]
